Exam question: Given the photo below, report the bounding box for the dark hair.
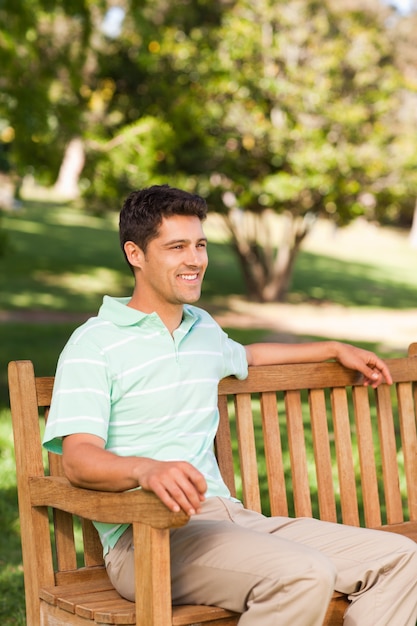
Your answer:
[119,184,208,268]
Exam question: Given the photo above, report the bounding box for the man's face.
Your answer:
[139,214,208,307]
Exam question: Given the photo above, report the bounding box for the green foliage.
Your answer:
[77,0,417,300]
[0,0,102,178]
[1,0,417,301]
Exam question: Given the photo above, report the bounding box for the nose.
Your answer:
[187,245,206,267]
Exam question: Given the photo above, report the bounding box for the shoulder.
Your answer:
[67,316,113,348]
[185,305,220,328]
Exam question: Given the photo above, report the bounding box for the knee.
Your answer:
[309,557,337,596]
[399,535,417,573]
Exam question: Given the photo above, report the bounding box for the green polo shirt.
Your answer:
[43,296,248,554]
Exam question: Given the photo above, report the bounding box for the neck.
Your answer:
[127,290,184,335]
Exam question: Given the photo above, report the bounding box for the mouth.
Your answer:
[178,273,199,282]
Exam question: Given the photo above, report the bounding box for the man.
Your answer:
[43,184,417,625]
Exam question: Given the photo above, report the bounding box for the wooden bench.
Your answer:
[8,342,417,625]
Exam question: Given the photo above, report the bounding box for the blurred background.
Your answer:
[1,2,417,622]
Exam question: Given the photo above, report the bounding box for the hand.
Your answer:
[334,343,392,388]
[134,458,207,516]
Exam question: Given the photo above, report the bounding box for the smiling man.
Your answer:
[43,184,417,626]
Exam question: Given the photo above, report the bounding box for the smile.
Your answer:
[179,274,198,281]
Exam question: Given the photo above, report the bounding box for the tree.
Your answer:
[0,0,106,184]
[2,0,416,300]
[190,0,414,301]
[84,0,412,301]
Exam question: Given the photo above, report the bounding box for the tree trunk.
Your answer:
[221,209,314,303]
[53,137,85,199]
[409,199,417,248]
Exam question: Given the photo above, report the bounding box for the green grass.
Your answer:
[0,408,26,626]
[0,200,131,313]
[1,199,417,622]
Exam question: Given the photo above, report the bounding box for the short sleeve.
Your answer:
[42,342,111,454]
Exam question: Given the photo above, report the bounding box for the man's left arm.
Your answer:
[244,340,392,388]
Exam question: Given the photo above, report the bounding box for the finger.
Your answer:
[378,363,393,385]
[367,359,392,386]
[169,470,207,513]
[362,366,391,388]
[183,464,207,497]
[149,471,205,516]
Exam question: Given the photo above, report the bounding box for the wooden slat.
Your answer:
[234,393,261,512]
[8,360,56,626]
[397,382,417,520]
[133,523,172,626]
[284,390,312,517]
[331,387,359,526]
[40,602,130,626]
[35,375,55,406]
[172,605,239,626]
[260,391,288,517]
[29,476,189,528]
[352,386,381,528]
[82,519,105,568]
[324,592,349,626]
[215,395,236,498]
[375,384,404,525]
[55,565,109,586]
[60,590,121,615]
[408,342,417,357]
[81,598,136,624]
[40,574,114,606]
[218,357,417,396]
[309,388,337,523]
[53,509,78,571]
[378,520,417,542]
[219,362,361,394]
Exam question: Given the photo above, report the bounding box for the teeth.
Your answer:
[181,274,197,281]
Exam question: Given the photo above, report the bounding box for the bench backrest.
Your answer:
[9,344,417,608]
[216,342,417,529]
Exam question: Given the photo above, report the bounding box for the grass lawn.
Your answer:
[1,198,417,623]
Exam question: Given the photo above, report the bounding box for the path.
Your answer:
[2,299,417,353]
[210,298,417,352]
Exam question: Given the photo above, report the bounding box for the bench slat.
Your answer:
[234,393,262,512]
[285,390,312,518]
[397,382,417,520]
[375,384,404,525]
[331,387,359,526]
[353,386,382,528]
[260,391,289,517]
[309,388,338,523]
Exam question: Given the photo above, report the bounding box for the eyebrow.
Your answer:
[162,237,208,247]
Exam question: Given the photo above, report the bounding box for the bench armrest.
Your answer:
[29,475,189,529]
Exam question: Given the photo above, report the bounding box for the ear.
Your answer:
[124,241,144,270]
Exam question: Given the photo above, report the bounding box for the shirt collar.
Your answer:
[98,296,200,330]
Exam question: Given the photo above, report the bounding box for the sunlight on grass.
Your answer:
[7,291,69,309]
[35,267,127,297]
[6,218,46,235]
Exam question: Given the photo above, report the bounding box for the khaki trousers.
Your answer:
[105,497,417,625]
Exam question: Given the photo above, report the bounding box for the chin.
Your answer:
[182,292,201,304]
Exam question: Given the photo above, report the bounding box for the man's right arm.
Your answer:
[62,434,207,516]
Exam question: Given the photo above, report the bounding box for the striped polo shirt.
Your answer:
[43,296,248,554]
